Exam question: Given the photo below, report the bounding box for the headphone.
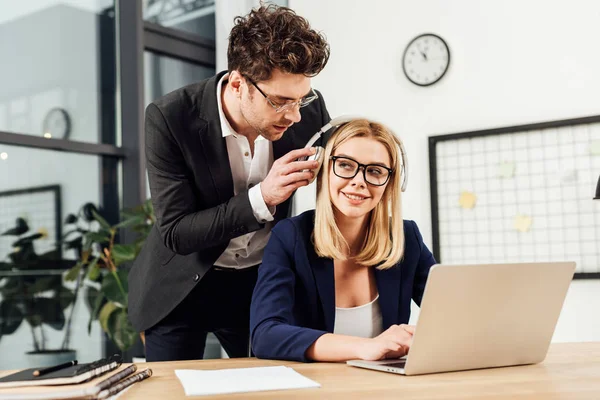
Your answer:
[298,115,409,191]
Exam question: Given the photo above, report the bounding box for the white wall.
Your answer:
[290,0,600,342]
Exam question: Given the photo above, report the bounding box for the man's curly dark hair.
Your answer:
[227,4,330,82]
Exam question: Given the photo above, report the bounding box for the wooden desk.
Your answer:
[121,342,600,399]
[1,343,599,399]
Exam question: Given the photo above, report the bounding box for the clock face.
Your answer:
[42,108,71,139]
[402,34,450,86]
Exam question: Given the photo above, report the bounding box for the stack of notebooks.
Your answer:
[0,355,152,400]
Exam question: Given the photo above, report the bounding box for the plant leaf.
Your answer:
[101,270,128,306]
[107,308,138,351]
[56,285,75,310]
[36,297,65,330]
[64,263,83,282]
[87,288,105,334]
[27,276,61,295]
[91,209,111,230]
[0,262,13,271]
[0,300,24,335]
[114,216,144,229]
[98,302,119,335]
[112,244,136,266]
[0,277,22,296]
[86,232,111,243]
[86,257,101,281]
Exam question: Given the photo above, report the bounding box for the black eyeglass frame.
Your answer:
[330,156,394,187]
[245,77,318,113]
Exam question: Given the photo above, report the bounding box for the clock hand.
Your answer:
[416,43,427,60]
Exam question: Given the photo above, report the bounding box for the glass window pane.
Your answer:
[144,52,215,200]
[144,52,215,106]
[0,145,105,369]
[0,2,117,145]
[143,0,215,39]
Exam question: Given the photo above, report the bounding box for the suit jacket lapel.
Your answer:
[198,72,234,204]
[312,257,336,333]
[199,121,234,204]
[273,126,302,161]
[375,265,402,329]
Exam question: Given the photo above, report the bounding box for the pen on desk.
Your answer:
[33,360,78,377]
[97,368,153,399]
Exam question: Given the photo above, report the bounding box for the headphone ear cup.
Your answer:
[307,146,324,184]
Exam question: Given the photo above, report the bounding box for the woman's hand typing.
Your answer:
[356,324,415,361]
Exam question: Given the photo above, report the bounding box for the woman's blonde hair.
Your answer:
[313,119,405,269]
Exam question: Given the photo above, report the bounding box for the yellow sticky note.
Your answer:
[514,214,532,232]
[591,141,600,155]
[459,191,477,209]
[37,227,49,239]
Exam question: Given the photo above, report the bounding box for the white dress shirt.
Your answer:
[333,295,384,338]
[213,74,275,269]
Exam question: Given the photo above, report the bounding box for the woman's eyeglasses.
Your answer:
[330,156,393,186]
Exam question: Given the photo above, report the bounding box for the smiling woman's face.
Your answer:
[329,136,391,222]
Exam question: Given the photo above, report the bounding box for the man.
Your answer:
[128,4,331,361]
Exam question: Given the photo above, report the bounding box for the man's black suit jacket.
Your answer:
[128,71,331,332]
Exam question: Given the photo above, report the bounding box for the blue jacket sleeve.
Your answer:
[409,221,437,306]
[250,223,327,362]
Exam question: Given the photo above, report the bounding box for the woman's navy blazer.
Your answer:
[250,210,436,361]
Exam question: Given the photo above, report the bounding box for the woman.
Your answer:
[250,119,436,362]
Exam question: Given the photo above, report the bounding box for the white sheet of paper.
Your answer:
[174,366,320,396]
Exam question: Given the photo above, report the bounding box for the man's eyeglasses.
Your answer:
[330,156,393,186]
[246,77,318,113]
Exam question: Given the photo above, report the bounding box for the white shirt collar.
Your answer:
[216,73,266,143]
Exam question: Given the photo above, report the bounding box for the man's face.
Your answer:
[239,69,312,141]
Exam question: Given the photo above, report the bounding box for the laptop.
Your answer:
[347,262,575,375]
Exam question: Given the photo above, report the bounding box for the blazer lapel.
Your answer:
[311,257,336,333]
[273,127,304,161]
[197,72,234,204]
[375,265,402,329]
[199,121,234,204]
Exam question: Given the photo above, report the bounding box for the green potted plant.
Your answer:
[0,217,77,367]
[64,200,155,353]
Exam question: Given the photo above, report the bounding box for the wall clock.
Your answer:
[402,33,450,86]
[42,107,71,139]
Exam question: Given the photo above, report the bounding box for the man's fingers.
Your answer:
[280,147,317,163]
[280,160,319,175]
[281,171,314,186]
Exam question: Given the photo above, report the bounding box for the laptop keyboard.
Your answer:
[383,360,407,369]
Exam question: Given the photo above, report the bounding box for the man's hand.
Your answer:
[356,324,415,361]
[261,147,320,207]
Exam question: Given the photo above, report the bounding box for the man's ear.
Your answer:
[228,71,244,96]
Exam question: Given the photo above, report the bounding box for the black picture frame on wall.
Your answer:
[0,185,62,262]
[429,115,600,280]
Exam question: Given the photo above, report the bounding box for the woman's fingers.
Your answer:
[401,324,416,335]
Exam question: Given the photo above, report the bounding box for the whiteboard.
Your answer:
[429,116,600,278]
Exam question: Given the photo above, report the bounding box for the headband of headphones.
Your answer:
[306,116,409,192]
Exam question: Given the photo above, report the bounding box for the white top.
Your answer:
[333,294,384,338]
[213,73,275,269]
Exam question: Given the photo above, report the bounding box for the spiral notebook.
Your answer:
[0,355,122,389]
[0,364,151,400]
